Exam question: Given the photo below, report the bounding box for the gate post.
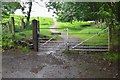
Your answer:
[32,19,38,51]
[11,17,15,36]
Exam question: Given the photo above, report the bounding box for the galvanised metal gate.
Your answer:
[38,27,109,53]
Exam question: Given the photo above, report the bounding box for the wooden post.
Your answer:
[32,19,38,51]
[21,18,25,29]
[11,17,15,35]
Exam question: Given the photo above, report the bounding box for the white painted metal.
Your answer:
[71,27,108,49]
[41,35,57,46]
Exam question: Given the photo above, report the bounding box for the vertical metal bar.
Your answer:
[66,28,69,50]
[67,28,68,40]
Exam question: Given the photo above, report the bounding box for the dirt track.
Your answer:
[2,49,118,78]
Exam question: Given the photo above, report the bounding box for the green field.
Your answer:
[2,15,54,40]
[57,21,108,45]
[16,16,54,39]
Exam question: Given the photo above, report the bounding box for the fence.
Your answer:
[2,17,109,52]
[38,27,109,52]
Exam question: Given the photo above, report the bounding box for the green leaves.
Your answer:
[46,2,119,23]
[2,34,16,49]
[2,2,21,27]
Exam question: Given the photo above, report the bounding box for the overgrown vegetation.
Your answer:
[102,52,120,62]
[2,15,55,51]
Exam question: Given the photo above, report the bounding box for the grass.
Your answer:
[57,21,108,45]
[102,52,120,62]
[30,17,54,38]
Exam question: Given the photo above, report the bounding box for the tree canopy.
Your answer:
[46,2,120,52]
[2,2,21,24]
[46,2,120,23]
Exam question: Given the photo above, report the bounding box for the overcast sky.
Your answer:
[15,1,54,18]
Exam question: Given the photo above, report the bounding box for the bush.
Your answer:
[2,34,18,49]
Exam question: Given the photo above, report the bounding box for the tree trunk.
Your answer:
[108,20,119,53]
[118,25,120,52]
[26,2,32,27]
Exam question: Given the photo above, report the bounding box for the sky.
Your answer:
[14,1,55,18]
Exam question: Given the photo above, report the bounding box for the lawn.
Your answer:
[57,21,108,45]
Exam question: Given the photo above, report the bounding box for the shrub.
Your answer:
[2,34,18,49]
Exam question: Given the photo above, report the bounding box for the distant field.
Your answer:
[57,21,108,45]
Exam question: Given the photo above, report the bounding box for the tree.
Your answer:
[2,2,21,28]
[21,2,32,27]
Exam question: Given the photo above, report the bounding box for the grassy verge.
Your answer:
[102,52,120,62]
[57,21,108,45]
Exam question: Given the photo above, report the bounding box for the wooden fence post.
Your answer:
[32,19,38,51]
[11,17,15,36]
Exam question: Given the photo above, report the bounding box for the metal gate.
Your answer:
[38,28,67,53]
[38,27,109,52]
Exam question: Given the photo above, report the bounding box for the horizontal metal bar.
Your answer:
[39,41,65,43]
[70,49,108,52]
[39,28,65,29]
[38,38,50,40]
[68,32,106,34]
[39,48,64,50]
[38,40,107,43]
[72,47,108,49]
[69,44,108,46]
[39,46,65,48]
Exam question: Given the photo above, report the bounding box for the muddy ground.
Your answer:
[2,49,118,78]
